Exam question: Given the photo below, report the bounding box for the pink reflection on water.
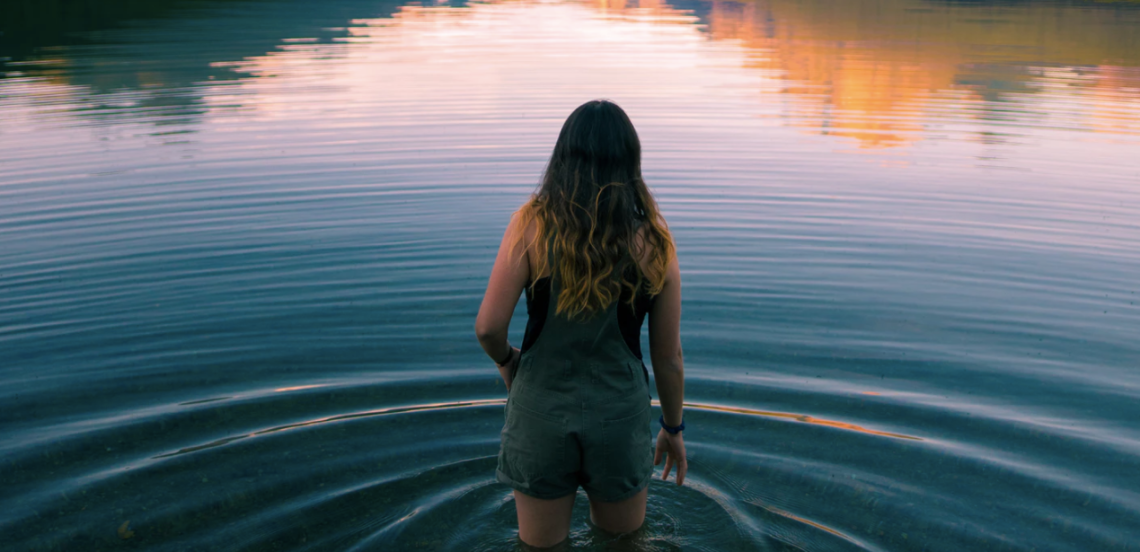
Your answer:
[200,0,1140,155]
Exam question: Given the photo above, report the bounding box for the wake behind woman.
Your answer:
[476,100,687,548]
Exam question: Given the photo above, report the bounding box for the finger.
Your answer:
[677,457,687,486]
[653,445,662,466]
[663,454,674,481]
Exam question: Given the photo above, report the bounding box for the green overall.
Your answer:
[496,275,654,501]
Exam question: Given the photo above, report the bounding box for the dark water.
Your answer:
[2,0,1139,550]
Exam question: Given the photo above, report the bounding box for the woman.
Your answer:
[475,99,686,548]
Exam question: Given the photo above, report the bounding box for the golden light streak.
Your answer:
[154,396,918,459]
[666,400,923,441]
[273,384,332,392]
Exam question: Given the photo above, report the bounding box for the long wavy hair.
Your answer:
[511,100,674,319]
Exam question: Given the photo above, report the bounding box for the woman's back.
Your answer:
[496,262,655,500]
[474,99,686,549]
[520,275,654,361]
[518,222,658,363]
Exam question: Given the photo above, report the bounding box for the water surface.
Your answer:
[1,0,1139,550]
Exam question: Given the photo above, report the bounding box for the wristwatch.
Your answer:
[659,415,685,434]
[494,346,515,367]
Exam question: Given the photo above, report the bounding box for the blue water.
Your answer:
[1,0,1138,550]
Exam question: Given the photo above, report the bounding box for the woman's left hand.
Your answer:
[497,347,520,391]
[654,428,687,486]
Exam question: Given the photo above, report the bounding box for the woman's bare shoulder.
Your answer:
[632,219,678,288]
[507,206,543,278]
[506,206,537,241]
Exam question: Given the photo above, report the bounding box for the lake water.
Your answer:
[2,0,1138,550]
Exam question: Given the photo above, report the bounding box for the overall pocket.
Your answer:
[502,395,567,481]
[600,399,653,483]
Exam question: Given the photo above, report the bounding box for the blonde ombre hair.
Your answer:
[510,100,674,320]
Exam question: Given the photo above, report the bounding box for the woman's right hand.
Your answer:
[497,346,520,391]
[653,428,687,485]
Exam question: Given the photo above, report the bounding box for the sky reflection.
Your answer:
[2,0,1139,153]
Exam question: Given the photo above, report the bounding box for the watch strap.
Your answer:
[659,414,685,434]
[494,347,514,366]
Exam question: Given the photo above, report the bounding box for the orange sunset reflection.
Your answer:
[674,401,923,441]
[701,0,1140,148]
[5,0,1139,152]
[314,0,1140,149]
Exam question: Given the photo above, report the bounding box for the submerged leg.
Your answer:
[514,490,576,549]
[587,486,648,535]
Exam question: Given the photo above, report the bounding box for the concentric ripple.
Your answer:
[2,0,1139,550]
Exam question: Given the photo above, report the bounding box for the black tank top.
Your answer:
[520,275,656,359]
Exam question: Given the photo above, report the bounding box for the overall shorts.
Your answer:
[496,276,654,502]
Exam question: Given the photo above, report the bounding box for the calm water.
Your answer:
[2,0,1139,550]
